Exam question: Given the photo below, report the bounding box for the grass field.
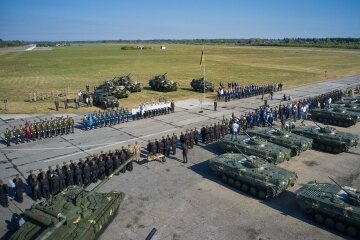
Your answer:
[0,44,360,114]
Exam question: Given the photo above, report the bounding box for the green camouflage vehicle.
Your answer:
[310,107,359,127]
[218,135,292,164]
[190,78,214,92]
[332,102,360,113]
[291,125,358,153]
[149,73,177,92]
[247,128,313,156]
[113,74,142,92]
[296,177,360,237]
[209,153,297,199]
[10,158,133,240]
[97,81,130,99]
[92,91,119,109]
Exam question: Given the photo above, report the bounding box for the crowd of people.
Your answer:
[3,117,75,146]
[131,100,175,120]
[216,82,283,102]
[0,144,140,205]
[83,108,131,130]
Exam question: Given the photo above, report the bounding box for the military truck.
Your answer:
[149,73,177,92]
[247,128,313,156]
[209,153,297,199]
[10,158,133,240]
[92,91,119,109]
[190,78,214,92]
[296,177,360,237]
[218,135,292,164]
[310,107,359,127]
[291,124,358,153]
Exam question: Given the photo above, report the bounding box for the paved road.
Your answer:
[0,75,359,240]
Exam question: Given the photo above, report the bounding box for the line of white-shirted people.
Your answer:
[131,100,175,120]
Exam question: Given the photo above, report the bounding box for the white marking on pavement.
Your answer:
[42,128,178,162]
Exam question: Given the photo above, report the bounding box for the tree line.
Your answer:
[1,38,360,49]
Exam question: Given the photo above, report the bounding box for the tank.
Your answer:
[148,73,177,92]
[112,74,142,92]
[291,124,358,153]
[209,153,298,199]
[190,78,214,92]
[332,102,360,113]
[310,107,359,127]
[296,177,360,237]
[217,135,292,164]
[247,128,313,156]
[10,158,133,240]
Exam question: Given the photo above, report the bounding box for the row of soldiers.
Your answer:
[147,133,178,157]
[83,109,131,130]
[3,116,75,146]
[26,145,136,201]
[200,122,229,144]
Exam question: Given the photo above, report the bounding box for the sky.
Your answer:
[0,0,359,41]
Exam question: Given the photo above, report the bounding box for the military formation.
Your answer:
[83,108,131,130]
[3,116,75,146]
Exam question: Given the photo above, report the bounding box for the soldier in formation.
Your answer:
[83,108,130,130]
[0,180,9,207]
[3,116,75,146]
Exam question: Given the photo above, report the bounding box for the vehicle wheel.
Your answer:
[250,187,257,196]
[241,183,249,192]
[347,226,358,237]
[314,214,324,224]
[228,178,234,186]
[235,181,241,189]
[257,190,266,199]
[335,222,346,232]
[222,175,228,183]
[324,217,335,228]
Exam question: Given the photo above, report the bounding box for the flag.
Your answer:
[200,49,204,65]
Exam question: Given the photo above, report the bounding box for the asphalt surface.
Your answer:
[0,75,360,240]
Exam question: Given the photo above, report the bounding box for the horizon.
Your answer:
[0,0,360,41]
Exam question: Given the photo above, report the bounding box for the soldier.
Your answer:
[185,130,191,149]
[126,145,134,171]
[54,98,59,111]
[13,174,24,203]
[120,147,128,173]
[90,159,99,182]
[27,169,35,196]
[171,133,177,155]
[14,126,24,144]
[105,155,113,177]
[29,122,36,141]
[69,117,75,133]
[200,125,206,143]
[97,155,105,180]
[133,142,141,162]
[113,151,121,175]
[44,119,50,138]
[4,128,11,146]
[164,135,171,157]
[189,130,194,149]
[39,171,50,199]
[82,163,91,185]
[74,164,83,186]
[182,143,188,164]
[194,128,199,145]
[0,180,9,207]
[56,166,66,191]
[179,132,185,145]
[30,174,42,201]
[65,164,74,186]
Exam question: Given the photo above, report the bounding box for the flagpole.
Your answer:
[203,46,205,101]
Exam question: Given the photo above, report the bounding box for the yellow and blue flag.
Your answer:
[200,49,204,65]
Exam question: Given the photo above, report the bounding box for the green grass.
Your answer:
[0,44,360,113]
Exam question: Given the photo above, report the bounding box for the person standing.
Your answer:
[182,143,188,164]
[0,180,9,207]
[231,121,239,142]
[171,100,175,113]
[13,174,24,203]
[171,133,177,155]
[4,128,11,146]
[214,99,217,111]
[54,99,59,111]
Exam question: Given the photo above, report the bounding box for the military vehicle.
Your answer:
[218,135,292,164]
[209,153,297,199]
[291,123,358,153]
[112,74,142,92]
[149,73,177,92]
[310,107,359,127]
[247,128,313,156]
[96,81,130,99]
[92,91,119,109]
[190,78,214,92]
[10,157,133,240]
[332,102,360,113]
[296,177,360,237]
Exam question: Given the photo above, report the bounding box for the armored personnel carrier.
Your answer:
[291,124,358,153]
[190,78,214,92]
[10,158,133,240]
[218,135,292,164]
[296,177,360,237]
[247,128,313,156]
[96,81,130,98]
[209,153,297,199]
[310,107,359,127]
[92,91,119,109]
[149,73,177,92]
[113,74,142,92]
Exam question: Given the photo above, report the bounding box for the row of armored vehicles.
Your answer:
[208,97,360,237]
